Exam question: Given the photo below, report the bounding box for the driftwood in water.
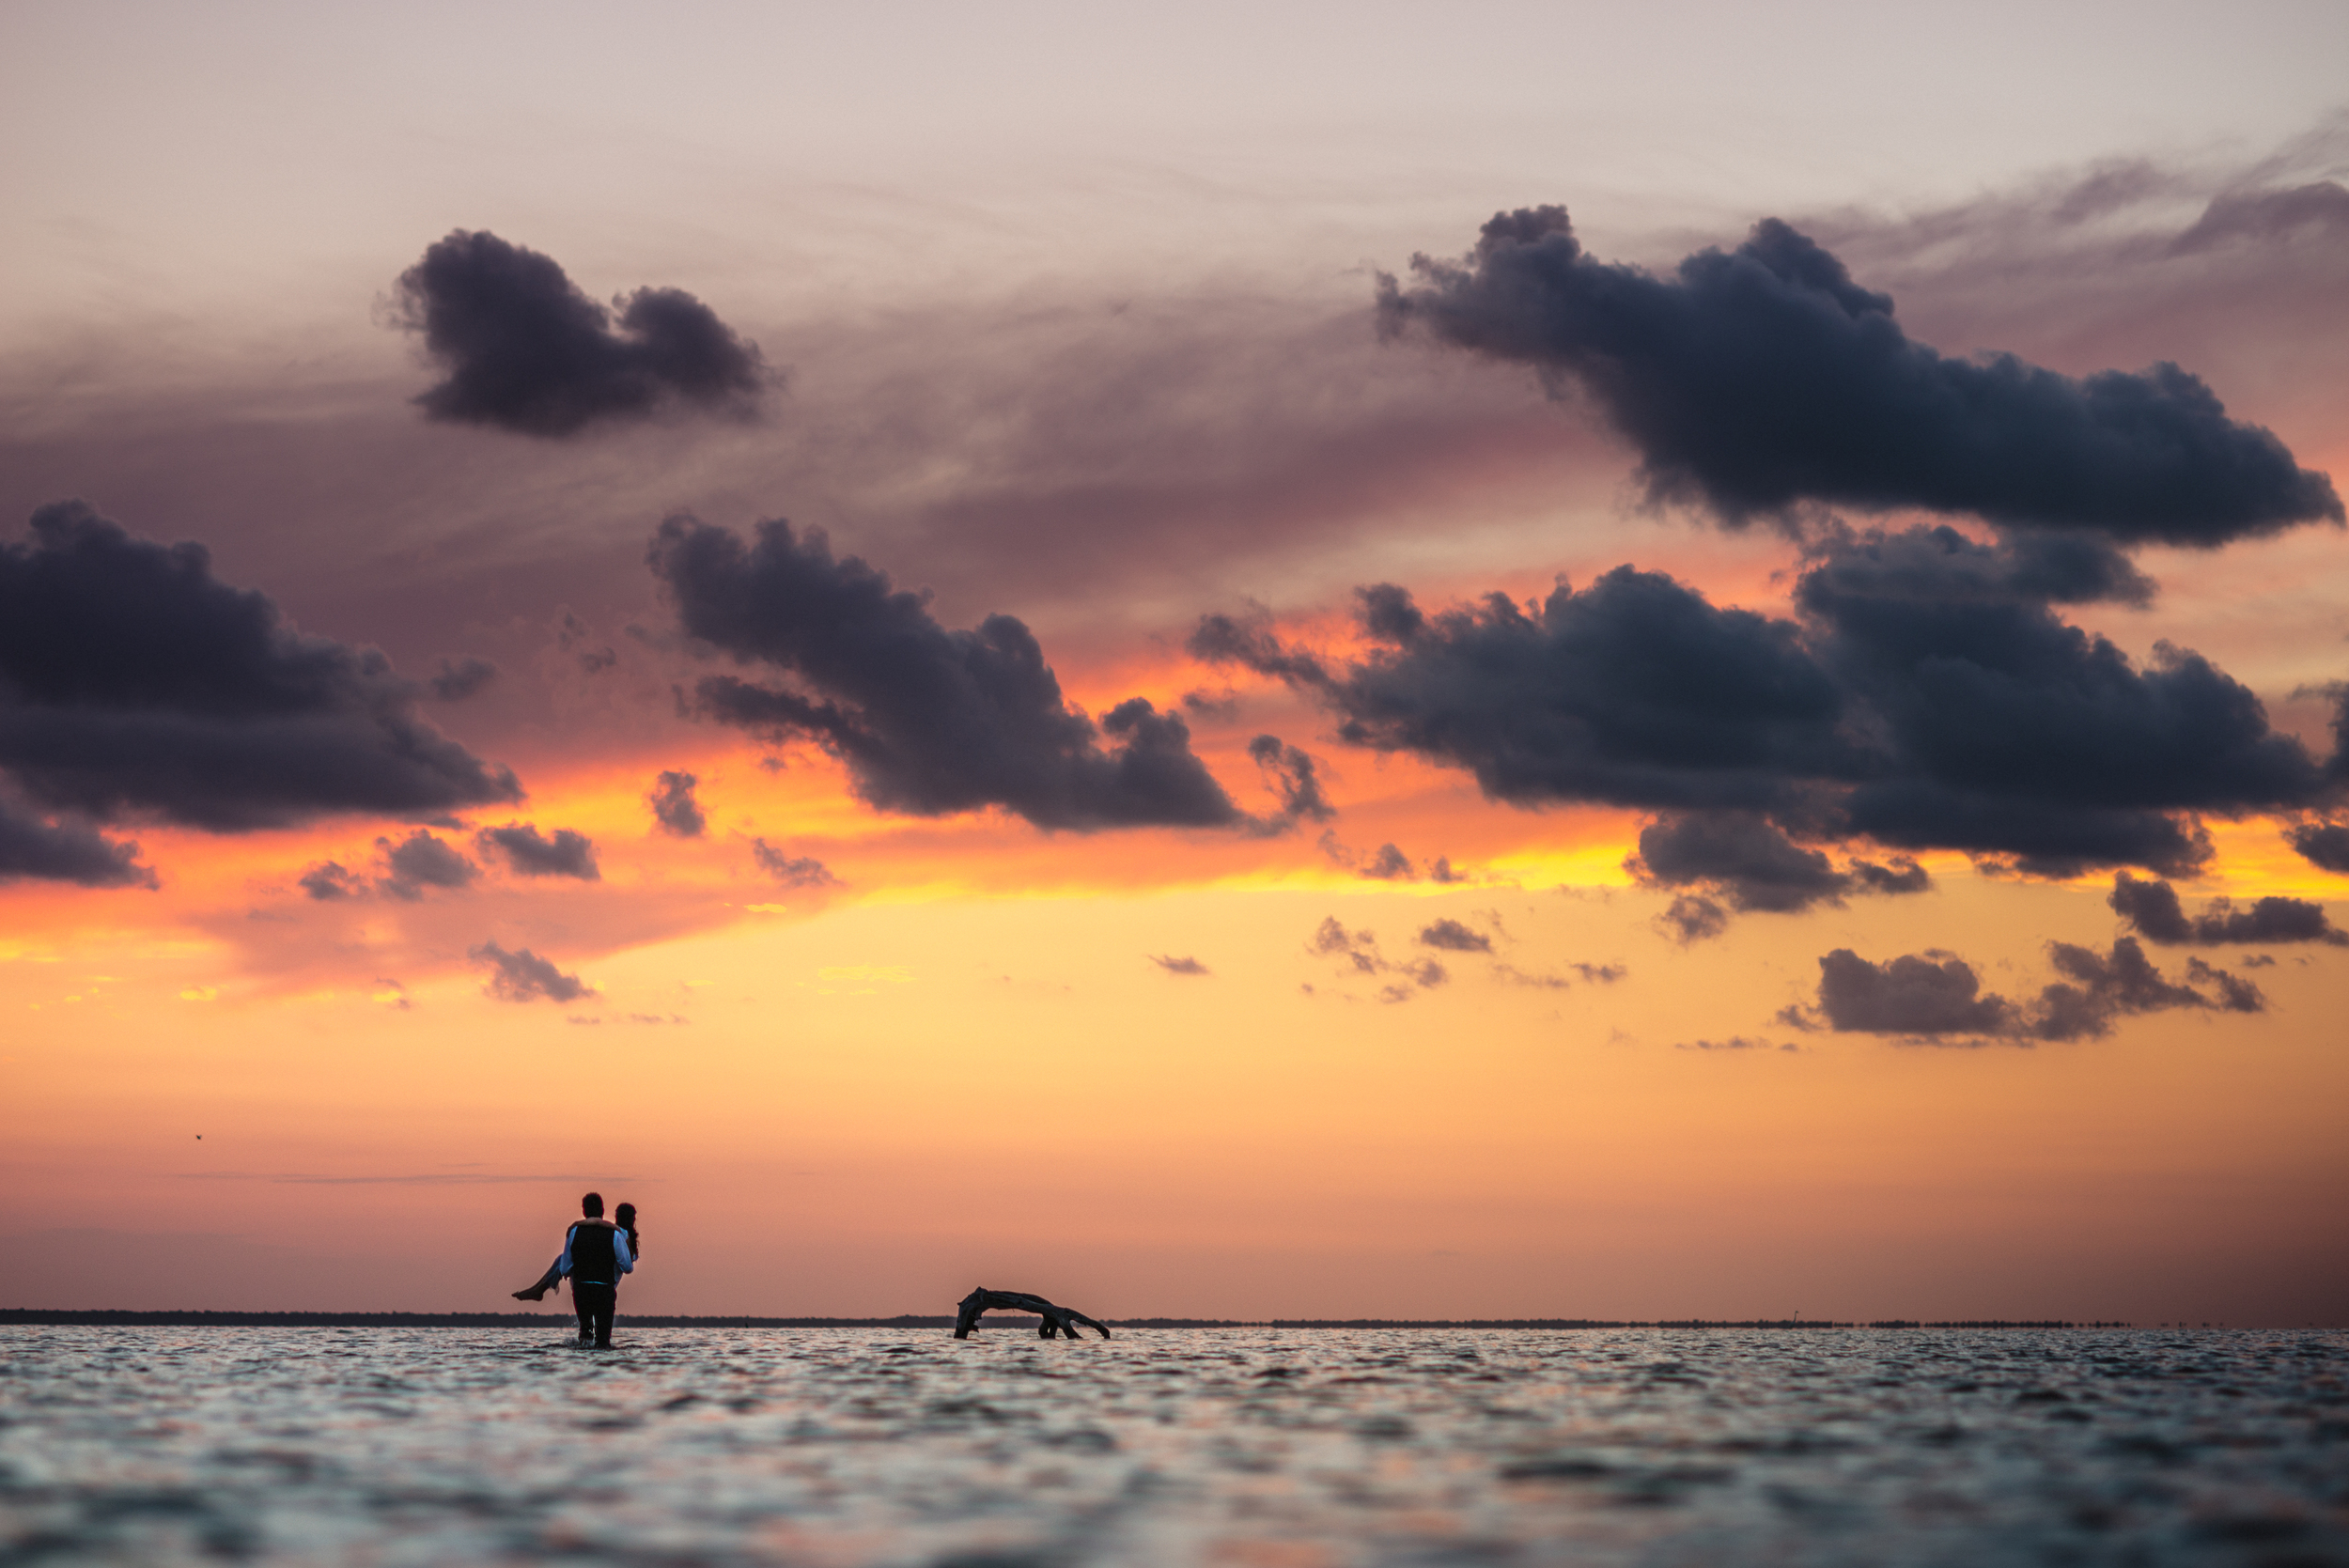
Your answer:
[953,1287,1112,1340]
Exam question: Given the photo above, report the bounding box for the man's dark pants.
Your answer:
[573,1282,616,1346]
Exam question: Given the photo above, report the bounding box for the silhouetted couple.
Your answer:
[514,1191,637,1347]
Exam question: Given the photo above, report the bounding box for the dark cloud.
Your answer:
[392,230,768,438]
[2031,937,2262,1040]
[2170,181,2349,255]
[1628,813,1851,913]
[1202,525,2341,878]
[1200,567,1853,815]
[376,831,477,900]
[1850,857,1930,894]
[1307,916,1445,993]
[647,770,707,838]
[652,515,1252,832]
[1247,735,1333,824]
[1377,206,2341,543]
[478,823,600,880]
[1310,915,1383,976]
[2108,871,2346,946]
[1800,527,2323,877]
[0,503,521,837]
[1678,1037,1797,1052]
[298,861,361,901]
[1356,582,1426,645]
[1804,949,2015,1037]
[2184,956,2266,1015]
[0,802,152,888]
[2285,821,2349,874]
[469,941,592,1004]
[1793,938,2263,1043]
[1150,955,1210,976]
[1418,918,1492,953]
[749,837,838,889]
[1795,520,2155,609]
[1428,856,1465,884]
[1658,894,1728,945]
[428,658,498,702]
[1317,832,1430,880]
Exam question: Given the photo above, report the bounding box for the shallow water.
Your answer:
[2,1326,2343,1566]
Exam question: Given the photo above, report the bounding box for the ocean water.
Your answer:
[2,1326,2343,1566]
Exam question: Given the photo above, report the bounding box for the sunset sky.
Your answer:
[5,0,2346,1326]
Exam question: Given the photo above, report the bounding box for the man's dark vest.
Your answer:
[570,1222,617,1286]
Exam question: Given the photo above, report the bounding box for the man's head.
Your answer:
[581,1191,604,1218]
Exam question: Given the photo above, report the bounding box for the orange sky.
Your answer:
[4,6,2347,1326]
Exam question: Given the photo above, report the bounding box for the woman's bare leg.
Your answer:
[511,1260,563,1301]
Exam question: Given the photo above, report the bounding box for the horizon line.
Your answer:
[2,1309,2222,1331]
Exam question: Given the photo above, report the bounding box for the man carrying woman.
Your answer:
[513,1192,637,1347]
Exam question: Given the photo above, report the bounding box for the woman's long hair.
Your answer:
[614,1202,640,1258]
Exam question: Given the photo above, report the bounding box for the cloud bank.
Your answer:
[0,504,520,877]
[1197,525,2346,883]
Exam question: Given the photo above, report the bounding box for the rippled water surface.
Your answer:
[4,1326,2344,1566]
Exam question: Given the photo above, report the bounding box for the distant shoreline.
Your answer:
[0,1310,2131,1329]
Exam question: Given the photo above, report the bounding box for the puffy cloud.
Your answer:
[298,861,362,900]
[469,941,592,1004]
[391,230,768,438]
[1307,916,1445,994]
[1150,955,1210,976]
[647,770,707,838]
[1247,735,1332,825]
[653,514,1252,832]
[1417,918,1492,953]
[1800,528,2322,877]
[2286,821,2349,875]
[477,823,600,880]
[0,504,520,842]
[1628,813,1853,913]
[1200,567,1854,815]
[1803,949,2015,1037]
[1377,206,2340,543]
[1310,915,1383,976]
[1657,894,1728,946]
[1850,857,1930,894]
[2108,871,2346,946]
[1200,525,2340,878]
[376,831,477,900]
[0,802,151,888]
[428,658,498,701]
[749,837,837,889]
[1316,832,1439,881]
[2030,938,2262,1040]
[1790,938,2263,1043]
